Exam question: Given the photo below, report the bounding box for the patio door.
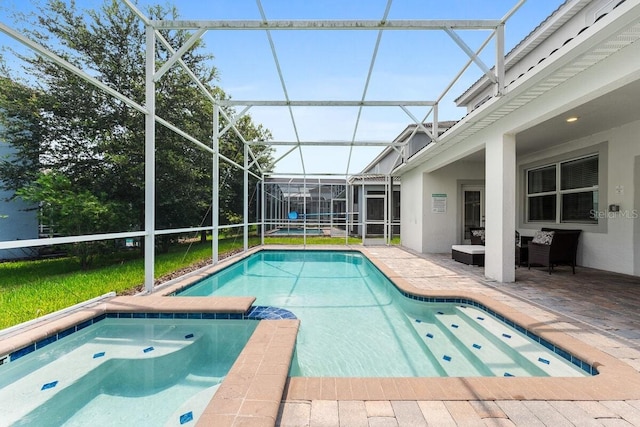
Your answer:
[462,186,485,243]
[364,194,386,237]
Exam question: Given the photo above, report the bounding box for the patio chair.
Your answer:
[516,234,534,267]
[528,228,582,274]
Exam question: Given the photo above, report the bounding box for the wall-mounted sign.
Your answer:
[431,193,447,213]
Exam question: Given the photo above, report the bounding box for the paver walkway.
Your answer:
[277,246,640,426]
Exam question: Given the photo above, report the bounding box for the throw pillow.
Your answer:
[532,230,554,245]
[471,229,485,243]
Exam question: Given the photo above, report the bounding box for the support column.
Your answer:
[303,177,307,247]
[212,105,219,264]
[243,141,249,252]
[261,175,265,246]
[484,133,516,282]
[495,23,505,97]
[634,156,640,275]
[143,25,156,293]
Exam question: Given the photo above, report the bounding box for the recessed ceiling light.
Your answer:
[566,116,579,123]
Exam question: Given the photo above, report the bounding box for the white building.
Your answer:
[398,0,640,281]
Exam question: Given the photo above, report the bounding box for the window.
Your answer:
[526,155,598,223]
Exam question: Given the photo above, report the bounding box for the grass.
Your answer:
[0,234,398,329]
[0,236,254,329]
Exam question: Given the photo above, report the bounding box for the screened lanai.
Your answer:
[262,178,347,236]
[0,0,531,293]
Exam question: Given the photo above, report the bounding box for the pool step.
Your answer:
[164,382,222,427]
[430,310,537,377]
[409,316,487,377]
[454,306,585,377]
[1,325,206,426]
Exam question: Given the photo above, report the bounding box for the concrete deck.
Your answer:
[277,246,640,426]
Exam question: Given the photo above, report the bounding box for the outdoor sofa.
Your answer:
[451,227,485,266]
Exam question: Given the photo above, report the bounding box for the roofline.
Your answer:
[404,0,640,174]
[360,121,458,174]
[455,0,587,106]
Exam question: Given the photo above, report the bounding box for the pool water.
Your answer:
[177,250,589,377]
[0,319,257,426]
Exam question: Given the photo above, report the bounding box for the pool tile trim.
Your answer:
[0,296,256,364]
[2,305,298,365]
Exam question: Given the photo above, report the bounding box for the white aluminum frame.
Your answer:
[0,0,525,293]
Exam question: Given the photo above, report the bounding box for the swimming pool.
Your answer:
[0,318,257,426]
[176,250,590,378]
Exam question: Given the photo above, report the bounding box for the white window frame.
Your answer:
[526,154,599,224]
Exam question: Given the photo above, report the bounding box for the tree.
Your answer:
[0,75,43,192]
[1,0,273,257]
[16,171,126,268]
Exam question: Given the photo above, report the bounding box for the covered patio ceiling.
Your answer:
[460,78,640,162]
[516,78,640,154]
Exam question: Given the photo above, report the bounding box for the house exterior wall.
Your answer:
[0,140,38,260]
[363,151,402,175]
[422,161,485,253]
[397,0,639,279]
[401,160,484,254]
[406,133,433,160]
[634,155,640,276]
[518,119,640,275]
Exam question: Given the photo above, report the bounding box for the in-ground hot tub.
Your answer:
[0,316,257,426]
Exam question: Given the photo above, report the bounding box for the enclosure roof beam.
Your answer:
[400,106,435,140]
[153,28,207,82]
[123,0,219,104]
[149,19,501,30]
[248,140,406,147]
[347,0,393,176]
[256,0,306,176]
[218,100,436,107]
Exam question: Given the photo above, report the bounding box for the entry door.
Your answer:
[462,186,485,243]
[365,195,386,236]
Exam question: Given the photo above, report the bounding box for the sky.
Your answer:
[0,0,564,176]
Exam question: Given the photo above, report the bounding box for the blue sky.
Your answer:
[0,1,563,175]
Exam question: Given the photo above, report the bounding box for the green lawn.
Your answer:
[0,234,381,329]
